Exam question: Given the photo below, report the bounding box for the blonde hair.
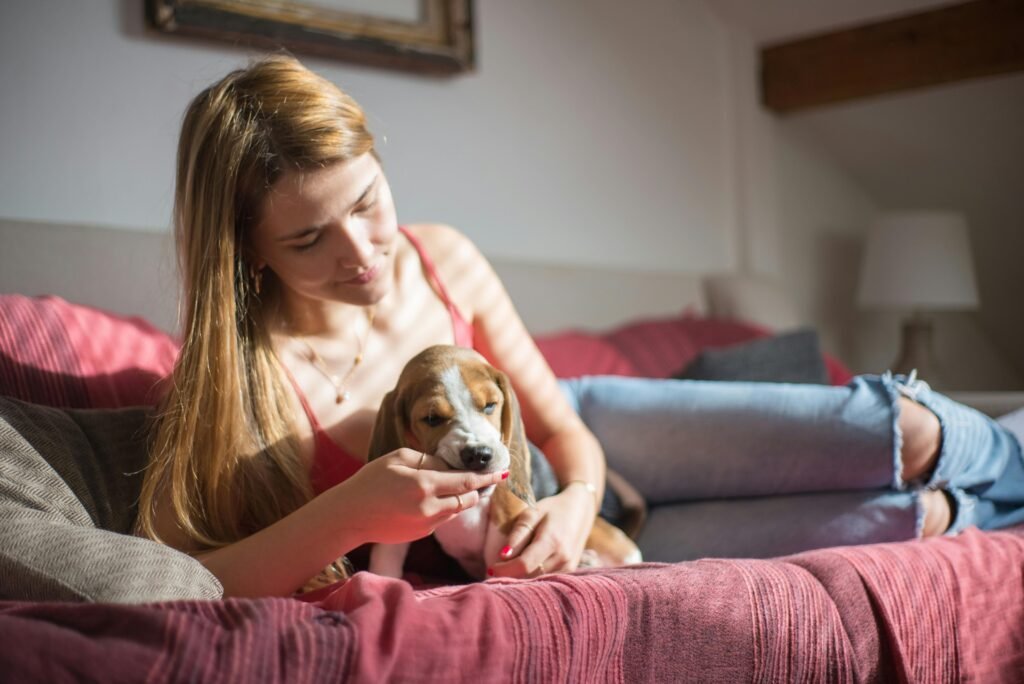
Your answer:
[136,55,376,549]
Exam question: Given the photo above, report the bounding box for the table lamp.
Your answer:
[856,211,979,386]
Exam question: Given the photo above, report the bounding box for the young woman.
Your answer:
[136,55,1024,598]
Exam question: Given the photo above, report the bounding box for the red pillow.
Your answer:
[604,314,771,379]
[533,331,639,379]
[535,311,855,386]
[823,354,854,386]
[0,295,179,408]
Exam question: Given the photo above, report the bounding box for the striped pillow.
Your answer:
[533,331,639,379]
[605,315,770,379]
[0,295,178,408]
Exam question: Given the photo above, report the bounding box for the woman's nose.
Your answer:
[335,223,375,267]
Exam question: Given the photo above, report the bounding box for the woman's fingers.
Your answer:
[497,508,544,562]
[490,545,552,578]
[394,449,448,472]
[420,470,507,520]
[489,512,556,578]
[429,469,508,497]
[442,489,478,516]
[392,448,508,495]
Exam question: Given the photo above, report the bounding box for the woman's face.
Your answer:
[251,153,399,309]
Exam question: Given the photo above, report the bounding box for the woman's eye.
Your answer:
[294,234,321,251]
[355,200,376,215]
[423,415,446,427]
[483,402,497,415]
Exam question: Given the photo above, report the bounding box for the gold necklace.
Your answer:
[300,308,376,404]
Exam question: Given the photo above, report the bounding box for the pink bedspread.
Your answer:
[2,527,1023,682]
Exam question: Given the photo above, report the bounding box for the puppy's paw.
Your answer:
[578,548,601,569]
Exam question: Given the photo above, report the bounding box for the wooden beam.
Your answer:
[761,0,1024,113]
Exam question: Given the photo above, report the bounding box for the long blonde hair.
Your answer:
[136,55,376,549]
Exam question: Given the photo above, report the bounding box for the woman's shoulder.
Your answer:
[400,223,496,316]
[402,222,478,255]
[401,222,490,275]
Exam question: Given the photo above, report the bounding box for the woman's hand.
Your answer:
[339,448,508,546]
[487,484,596,578]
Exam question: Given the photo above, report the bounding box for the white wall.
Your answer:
[0,0,740,273]
[9,0,1006,388]
[771,124,878,366]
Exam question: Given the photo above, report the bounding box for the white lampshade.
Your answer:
[857,211,979,311]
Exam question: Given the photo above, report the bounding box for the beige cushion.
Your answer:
[703,274,801,331]
[0,397,222,603]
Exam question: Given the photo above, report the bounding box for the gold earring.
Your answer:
[251,265,263,295]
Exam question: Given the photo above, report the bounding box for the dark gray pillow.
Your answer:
[674,328,829,384]
[0,396,222,603]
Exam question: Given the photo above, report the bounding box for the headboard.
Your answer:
[1,219,180,332]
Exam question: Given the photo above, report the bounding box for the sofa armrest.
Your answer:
[946,391,1024,418]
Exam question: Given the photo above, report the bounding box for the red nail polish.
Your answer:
[487,568,494,577]
[500,545,512,557]
[501,471,509,480]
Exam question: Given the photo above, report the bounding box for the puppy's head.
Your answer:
[369,346,529,486]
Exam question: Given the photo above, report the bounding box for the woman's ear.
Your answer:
[496,370,533,504]
[368,389,406,460]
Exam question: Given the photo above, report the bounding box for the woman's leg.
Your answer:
[636,490,919,562]
[897,398,950,536]
[893,375,1024,533]
[559,375,899,505]
[559,373,1024,535]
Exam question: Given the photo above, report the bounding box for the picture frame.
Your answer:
[145,0,475,75]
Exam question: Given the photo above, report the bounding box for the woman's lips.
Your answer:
[343,262,380,285]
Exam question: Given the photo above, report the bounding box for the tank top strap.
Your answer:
[281,361,325,433]
[400,226,474,348]
[280,359,363,494]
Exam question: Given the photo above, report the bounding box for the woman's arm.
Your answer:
[411,224,607,576]
[151,449,507,597]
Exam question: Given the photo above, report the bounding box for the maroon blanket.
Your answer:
[3,527,1023,682]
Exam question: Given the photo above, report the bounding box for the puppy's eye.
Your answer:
[423,415,447,428]
[483,402,497,415]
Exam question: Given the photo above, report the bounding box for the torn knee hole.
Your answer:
[920,489,955,537]
[898,398,942,484]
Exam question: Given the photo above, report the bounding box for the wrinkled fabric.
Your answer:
[3,527,1024,682]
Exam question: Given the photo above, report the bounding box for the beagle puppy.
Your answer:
[367,344,641,580]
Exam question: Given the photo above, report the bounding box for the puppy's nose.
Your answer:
[460,445,493,471]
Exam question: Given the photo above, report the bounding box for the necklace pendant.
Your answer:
[336,390,350,404]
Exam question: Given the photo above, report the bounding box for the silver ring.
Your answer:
[455,493,463,512]
[418,451,426,470]
[537,561,546,575]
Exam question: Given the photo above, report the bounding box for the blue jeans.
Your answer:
[558,373,1024,560]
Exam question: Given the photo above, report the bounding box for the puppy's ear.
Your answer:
[495,369,534,505]
[368,389,406,461]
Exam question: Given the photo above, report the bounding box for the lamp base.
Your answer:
[891,313,943,387]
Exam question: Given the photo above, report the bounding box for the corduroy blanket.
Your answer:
[2,525,1023,682]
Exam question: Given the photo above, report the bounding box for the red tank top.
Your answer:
[291,226,474,495]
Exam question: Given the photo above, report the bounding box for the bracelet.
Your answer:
[562,479,599,512]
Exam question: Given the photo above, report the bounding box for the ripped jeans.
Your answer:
[558,373,1024,562]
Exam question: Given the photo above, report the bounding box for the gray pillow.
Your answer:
[674,328,830,385]
[0,396,222,603]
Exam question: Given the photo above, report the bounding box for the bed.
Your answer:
[2,218,1024,682]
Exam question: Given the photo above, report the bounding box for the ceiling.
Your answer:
[706,0,958,45]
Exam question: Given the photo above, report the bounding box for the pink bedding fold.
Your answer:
[2,526,1023,682]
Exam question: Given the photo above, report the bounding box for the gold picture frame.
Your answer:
[146,0,475,75]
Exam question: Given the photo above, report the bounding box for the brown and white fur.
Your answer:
[367,344,641,580]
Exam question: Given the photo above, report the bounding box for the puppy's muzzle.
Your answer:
[460,444,493,470]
